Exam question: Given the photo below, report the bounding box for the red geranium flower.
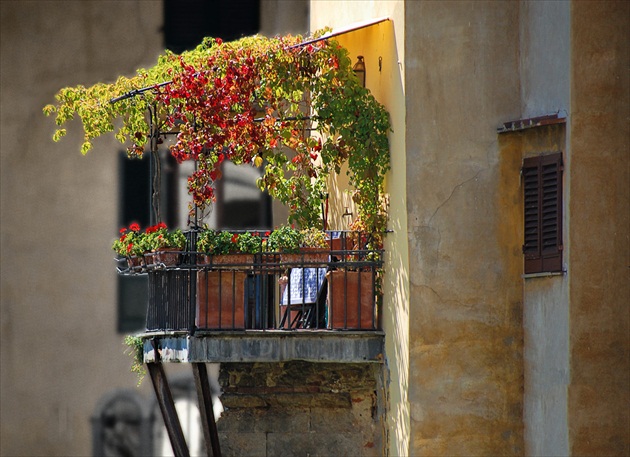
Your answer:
[129,223,140,232]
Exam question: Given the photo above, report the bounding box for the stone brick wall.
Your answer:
[217,361,387,456]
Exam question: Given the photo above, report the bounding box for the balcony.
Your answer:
[119,230,385,365]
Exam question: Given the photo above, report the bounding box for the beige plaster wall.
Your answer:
[569,1,629,454]
[260,0,309,38]
[0,2,163,455]
[405,1,524,454]
[515,3,572,455]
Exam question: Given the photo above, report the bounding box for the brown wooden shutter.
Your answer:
[522,153,563,274]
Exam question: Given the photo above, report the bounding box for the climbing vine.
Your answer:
[44,30,390,232]
[123,334,146,386]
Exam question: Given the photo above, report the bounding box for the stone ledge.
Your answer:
[143,331,385,364]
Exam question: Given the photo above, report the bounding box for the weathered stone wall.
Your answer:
[217,362,387,456]
[569,1,630,454]
[405,1,524,454]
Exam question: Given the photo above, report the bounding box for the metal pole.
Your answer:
[192,363,222,457]
[148,104,161,224]
[147,361,190,457]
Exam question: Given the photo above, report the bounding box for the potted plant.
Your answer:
[301,227,327,249]
[326,217,383,330]
[195,229,255,330]
[264,226,302,254]
[234,231,263,266]
[295,227,329,265]
[144,222,186,267]
[196,229,261,269]
[196,229,218,265]
[265,226,329,266]
[112,222,147,270]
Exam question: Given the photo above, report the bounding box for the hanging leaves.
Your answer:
[44,31,390,232]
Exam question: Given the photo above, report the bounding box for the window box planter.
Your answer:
[127,255,146,271]
[156,248,182,267]
[280,248,329,267]
[211,253,255,270]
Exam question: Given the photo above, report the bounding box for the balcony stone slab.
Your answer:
[142,331,385,364]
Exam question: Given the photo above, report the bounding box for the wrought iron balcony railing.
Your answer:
[116,231,383,333]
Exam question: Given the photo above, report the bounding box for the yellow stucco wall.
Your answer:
[310,4,410,456]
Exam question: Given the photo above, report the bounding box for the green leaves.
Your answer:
[124,335,146,386]
[52,129,66,142]
[45,30,391,233]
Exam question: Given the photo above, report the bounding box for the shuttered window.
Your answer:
[522,153,563,274]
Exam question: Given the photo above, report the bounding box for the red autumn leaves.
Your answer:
[153,38,326,215]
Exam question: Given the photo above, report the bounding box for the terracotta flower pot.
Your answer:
[156,248,182,267]
[144,252,158,268]
[257,253,282,273]
[196,270,247,330]
[127,255,145,271]
[212,253,255,270]
[326,270,377,330]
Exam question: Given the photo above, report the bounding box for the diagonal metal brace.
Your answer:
[147,361,190,457]
[192,363,222,457]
